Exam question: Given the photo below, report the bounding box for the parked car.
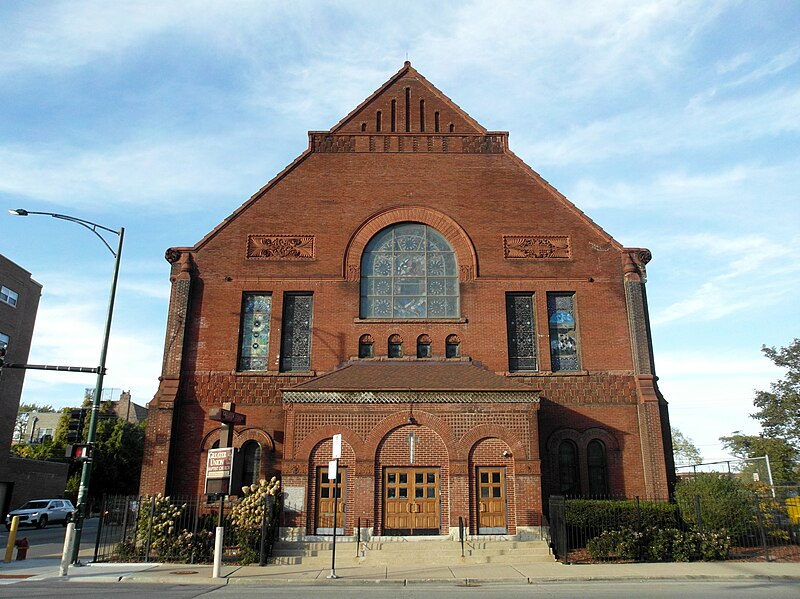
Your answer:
[4,499,75,529]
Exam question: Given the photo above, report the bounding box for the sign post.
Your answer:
[207,402,246,579]
[328,434,342,579]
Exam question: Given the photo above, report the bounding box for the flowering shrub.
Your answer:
[228,477,282,564]
[587,526,731,562]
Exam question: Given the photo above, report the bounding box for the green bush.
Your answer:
[675,475,754,538]
[586,526,731,562]
[566,499,680,529]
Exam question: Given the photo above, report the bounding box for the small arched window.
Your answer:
[241,441,261,487]
[417,334,432,358]
[558,440,580,496]
[445,334,461,358]
[388,334,403,358]
[358,334,374,358]
[587,440,608,496]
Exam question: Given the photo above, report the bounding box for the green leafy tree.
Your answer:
[671,427,702,465]
[674,474,753,538]
[720,433,798,484]
[752,339,800,448]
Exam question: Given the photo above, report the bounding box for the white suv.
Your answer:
[5,499,75,529]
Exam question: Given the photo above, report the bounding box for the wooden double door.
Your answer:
[384,467,440,535]
[477,467,508,534]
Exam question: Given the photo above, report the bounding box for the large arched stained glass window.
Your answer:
[361,223,459,319]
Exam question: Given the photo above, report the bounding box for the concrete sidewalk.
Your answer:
[1,557,799,586]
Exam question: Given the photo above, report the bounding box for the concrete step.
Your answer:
[269,538,554,566]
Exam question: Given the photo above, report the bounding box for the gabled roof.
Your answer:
[283,361,539,404]
[330,61,486,134]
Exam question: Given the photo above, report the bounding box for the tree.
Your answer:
[14,402,55,443]
[752,339,800,448]
[671,427,702,465]
[720,433,798,484]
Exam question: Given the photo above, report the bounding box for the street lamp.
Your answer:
[8,208,124,564]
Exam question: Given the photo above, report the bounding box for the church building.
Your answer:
[140,62,675,539]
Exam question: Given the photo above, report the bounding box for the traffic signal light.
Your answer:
[66,408,85,444]
[65,443,93,461]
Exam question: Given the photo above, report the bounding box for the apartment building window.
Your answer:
[0,286,18,307]
[238,294,272,371]
[506,293,537,371]
[280,293,314,372]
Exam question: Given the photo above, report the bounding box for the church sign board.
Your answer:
[205,447,234,495]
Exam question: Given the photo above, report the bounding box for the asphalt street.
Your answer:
[0,581,798,598]
[1,518,98,559]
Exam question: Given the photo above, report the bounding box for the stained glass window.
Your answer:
[241,441,261,486]
[280,293,313,372]
[360,223,459,319]
[445,334,460,358]
[548,292,580,371]
[506,293,537,371]
[358,334,374,358]
[558,440,580,496]
[587,440,608,496]
[238,293,272,371]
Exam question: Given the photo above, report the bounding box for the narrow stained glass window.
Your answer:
[558,440,580,496]
[548,292,580,371]
[587,440,608,496]
[506,293,537,371]
[238,293,272,371]
[280,293,313,372]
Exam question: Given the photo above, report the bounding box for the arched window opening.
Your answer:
[587,439,608,496]
[417,334,432,358]
[558,440,580,496]
[445,334,461,358]
[360,223,459,319]
[388,334,403,358]
[241,441,261,487]
[359,334,374,358]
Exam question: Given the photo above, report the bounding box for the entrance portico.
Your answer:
[280,360,541,540]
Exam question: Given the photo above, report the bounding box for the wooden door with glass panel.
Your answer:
[477,467,507,533]
[315,467,345,534]
[384,468,440,535]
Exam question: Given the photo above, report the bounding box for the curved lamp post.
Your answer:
[8,208,124,564]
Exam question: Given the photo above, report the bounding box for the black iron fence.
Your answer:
[93,492,281,565]
[549,486,799,563]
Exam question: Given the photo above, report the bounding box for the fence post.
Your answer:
[259,495,272,566]
[93,496,106,563]
[459,516,465,557]
[548,495,567,563]
[753,492,770,562]
[144,496,156,562]
[190,496,200,564]
[694,495,703,533]
[356,517,361,557]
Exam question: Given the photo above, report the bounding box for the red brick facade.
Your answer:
[140,62,675,538]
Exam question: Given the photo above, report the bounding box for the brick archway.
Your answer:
[343,206,478,282]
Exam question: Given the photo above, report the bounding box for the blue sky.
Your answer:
[1,0,798,464]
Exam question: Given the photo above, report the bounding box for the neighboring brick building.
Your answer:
[0,254,68,516]
[141,63,675,538]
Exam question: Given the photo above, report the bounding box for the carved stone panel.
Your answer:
[247,235,315,260]
[503,236,571,260]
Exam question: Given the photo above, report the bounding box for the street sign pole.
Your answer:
[328,434,342,580]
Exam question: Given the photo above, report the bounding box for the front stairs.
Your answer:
[269,537,554,566]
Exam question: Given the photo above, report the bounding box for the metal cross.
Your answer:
[405,432,419,464]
